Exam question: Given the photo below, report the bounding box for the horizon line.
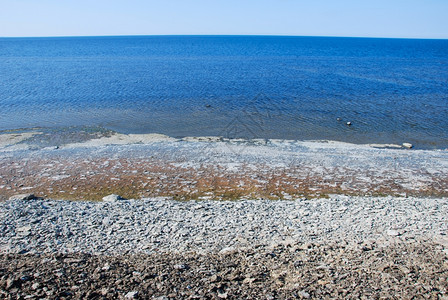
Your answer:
[1,34,447,40]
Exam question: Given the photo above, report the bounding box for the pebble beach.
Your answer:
[1,131,448,299]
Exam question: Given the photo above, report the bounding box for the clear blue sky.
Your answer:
[0,0,447,38]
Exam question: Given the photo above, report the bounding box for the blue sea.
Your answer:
[0,35,447,148]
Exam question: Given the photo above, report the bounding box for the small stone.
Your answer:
[361,245,372,251]
[174,264,188,270]
[102,194,125,202]
[102,217,111,226]
[402,143,413,149]
[386,229,400,236]
[32,282,40,290]
[20,275,32,282]
[17,225,32,235]
[243,277,256,284]
[219,247,235,254]
[125,291,138,299]
[6,278,18,290]
[9,193,36,201]
[299,290,310,299]
[299,242,313,250]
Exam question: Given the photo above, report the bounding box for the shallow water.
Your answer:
[0,36,447,148]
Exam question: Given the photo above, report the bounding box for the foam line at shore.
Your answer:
[0,130,428,152]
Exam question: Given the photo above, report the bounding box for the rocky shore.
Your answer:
[1,196,448,255]
[1,196,448,298]
[1,131,448,298]
[1,131,448,201]
[1,240,447,299]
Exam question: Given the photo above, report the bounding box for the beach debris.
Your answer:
[402,143,413,149]
[102,194,125,202]
[346,121,352,126]
[8,193,37,201]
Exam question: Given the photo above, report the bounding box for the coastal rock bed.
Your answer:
[1,135,448,201]
[1,197,448,299]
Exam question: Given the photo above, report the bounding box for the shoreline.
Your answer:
[2,126,446,151]
[1,130,447,201]
[1,130,448,298]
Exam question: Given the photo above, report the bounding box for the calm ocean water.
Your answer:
[0,35,447,148]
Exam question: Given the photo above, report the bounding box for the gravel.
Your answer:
[2,134,448,298]
[1,196,448,298]
[1,196,447,255]
[1,240,447,299]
